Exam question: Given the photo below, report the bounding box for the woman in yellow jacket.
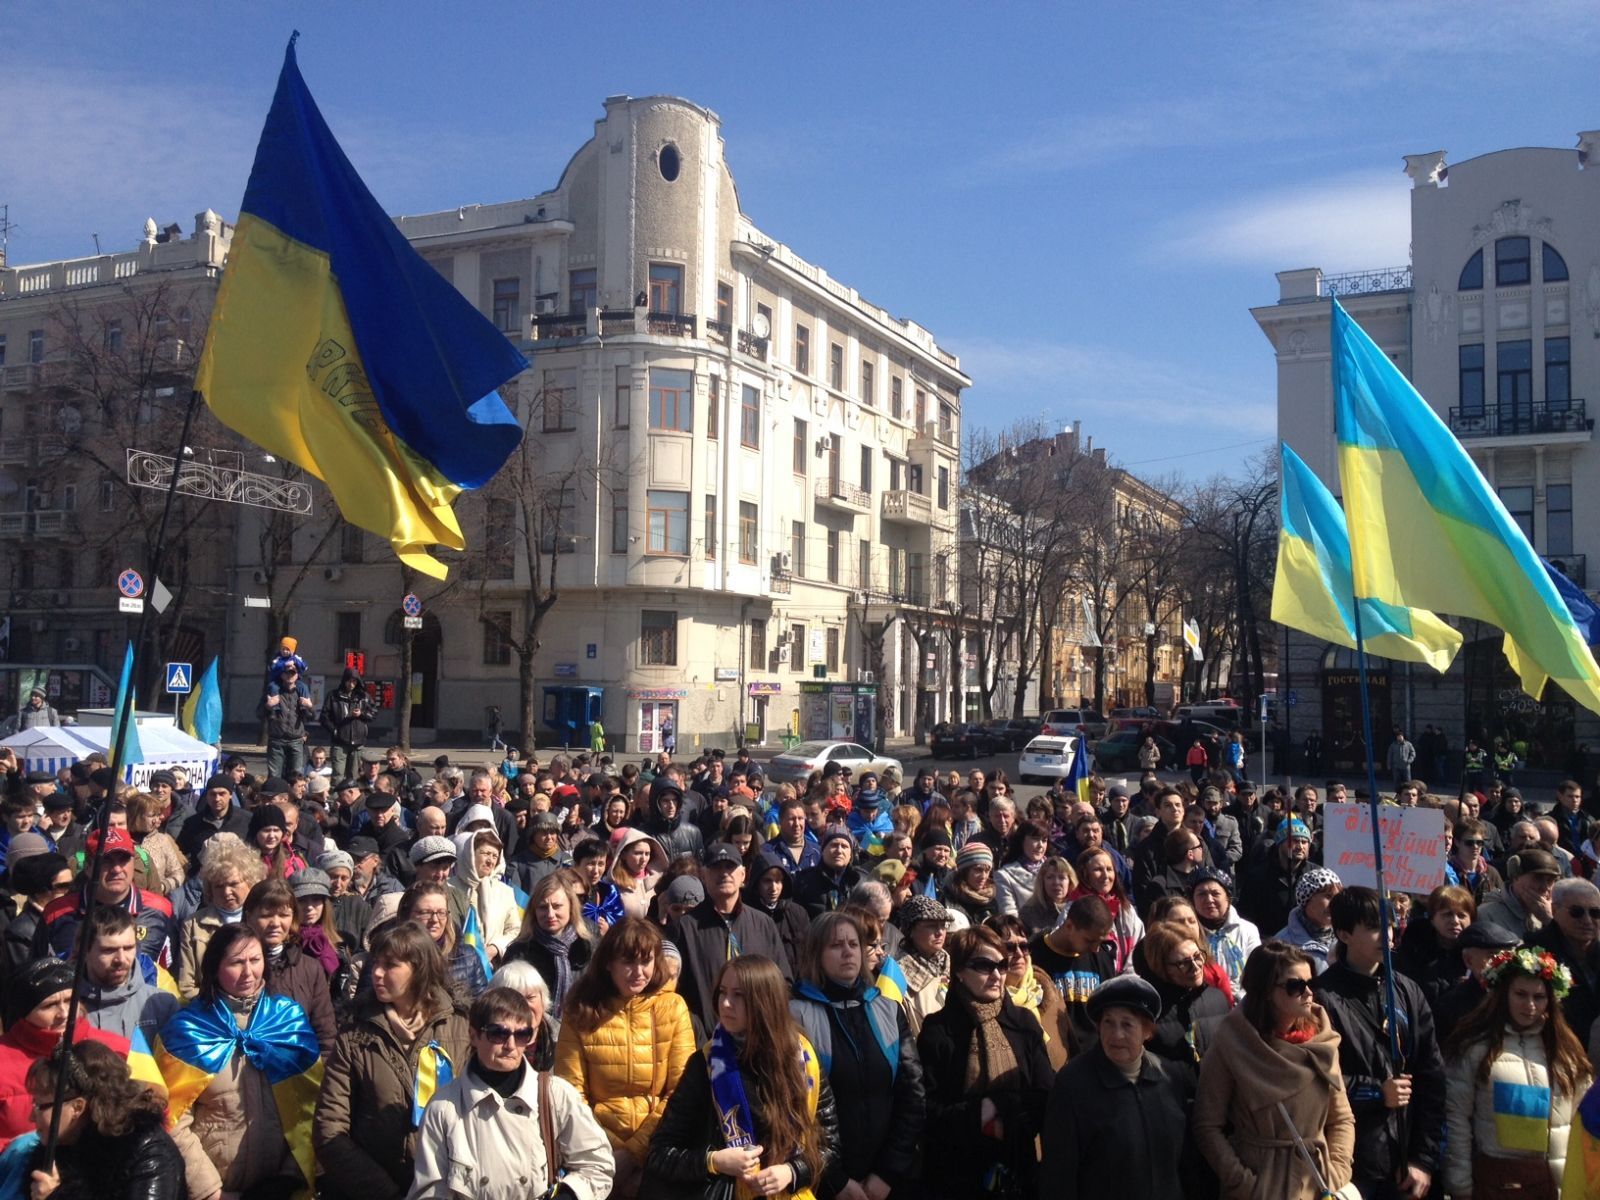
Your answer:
[555,916,695,1199]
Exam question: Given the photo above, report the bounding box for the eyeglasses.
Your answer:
[1461,838,1485,847]
[1277,977,1314,997]
[1004,941,1030,957]
[477,1023,536,1045]
[1568,906,1600,921]
[963,957,1008,975]
[1168,953,1206,970]
[412,909,448,922]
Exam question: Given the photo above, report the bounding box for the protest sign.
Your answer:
[1323,802,1447,894]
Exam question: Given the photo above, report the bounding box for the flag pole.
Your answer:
[42,387,203,1168]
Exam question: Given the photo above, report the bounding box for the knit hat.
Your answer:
[1295,866,1343,908]
[820,825,854,850]
[874,859,907,887]
[1188,866,1234,898]
[1086,975,1163,1024]
[6,958,74,1025]
[409,836,457,865]
[248,806,288,835]
[955,842,993,874]
[921,829,952,850]
[147,770,177,789]
[897,894,951,932]
[1276,818,1312,845]
[317,850,355,875]
[4,832,52,872]
[308,775,330,796]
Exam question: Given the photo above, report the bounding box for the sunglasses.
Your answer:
[964,958,1008,975]
[1460,838,1485,847]
[1569,906,1600,921]
[1277,977,1314,997]
[1003,941,1030,956]
[477,1023,536,1045]
[1168,953,1206,971]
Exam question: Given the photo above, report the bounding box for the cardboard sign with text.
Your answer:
[1324,802,1448,895]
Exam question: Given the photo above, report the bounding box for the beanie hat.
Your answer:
[955,842,993,874]
[897,894,951,932]
[5,958,74,1026]
[1295,866,1343,908]
[921,829,952,850]
[874,858,908,887]
[1188,866,1235,898]
[4,832,52,872]
[248,805,288,836]
[820,825,854,850]
[1275,818,1312,845]
[317,850,355,875]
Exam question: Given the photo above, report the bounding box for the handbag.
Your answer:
[1275,1101,1362,1200]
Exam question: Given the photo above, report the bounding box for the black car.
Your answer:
[1093,729,1176,771]
[980,716,1045,752]
[929,722,1003,759]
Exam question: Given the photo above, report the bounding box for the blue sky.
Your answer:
[7,1,1598,478]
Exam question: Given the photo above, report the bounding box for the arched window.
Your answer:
[1458,249,1483,291]
[1542,242,1569,283]
[1495,237,1531,286]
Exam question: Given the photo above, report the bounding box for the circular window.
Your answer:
[658,143,680,182]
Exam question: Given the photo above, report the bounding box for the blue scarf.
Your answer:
[707,1026,756,1149]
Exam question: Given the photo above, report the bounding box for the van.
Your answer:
[1177,703,1244,729]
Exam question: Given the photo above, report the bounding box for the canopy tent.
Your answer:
[2,724,219,789]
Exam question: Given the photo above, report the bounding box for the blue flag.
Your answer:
[111,642,145,769]
[182,657,223,746]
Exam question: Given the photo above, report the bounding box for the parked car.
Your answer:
[766,740,903,786]
[1093,729,1175,772]
[1146,719,1260,755]
[929,722,1004,759]
[1109,707,1162,721]
[980,716,1044,752]
[1017,735,1079,785]
[1040,708,1108,742]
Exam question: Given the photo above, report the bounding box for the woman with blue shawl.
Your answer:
[154,924,322,1200]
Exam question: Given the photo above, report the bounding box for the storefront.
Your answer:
[745,681,784,746]
[629,687,686,755]
[799,682,878,747]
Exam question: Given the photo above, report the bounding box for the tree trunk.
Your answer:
[396,631,415,749]
[519,647,538,753]
[1145,630,1159,705]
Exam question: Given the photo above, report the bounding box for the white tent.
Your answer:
[1,724,218,789]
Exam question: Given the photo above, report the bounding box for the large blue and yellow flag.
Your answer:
[1066,734,1092,805]
[111,641,144,769]
[1272,442,1462,671]
[197,35,527,578]
[181,656,223,746]
[1332,300,1600,713]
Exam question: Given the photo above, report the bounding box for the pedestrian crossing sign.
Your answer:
[165,662,193,694]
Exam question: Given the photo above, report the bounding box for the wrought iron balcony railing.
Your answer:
[1448,399,1591,438]
[1322,266,1413,297]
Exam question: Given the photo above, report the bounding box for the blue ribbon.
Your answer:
[583,882,626,928]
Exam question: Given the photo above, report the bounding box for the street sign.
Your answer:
[151,577,173,614]
[165,662,193,694]
[402,593,423,617]
[1287,689,1299,707]
[402,615,423,630]
[554,662,578,678]
[117,569,144,598]
[119,597,144,614]
[243,596,272,609]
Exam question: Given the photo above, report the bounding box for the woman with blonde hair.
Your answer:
[175,834,265,1000]
[1017,856,1076,937]
[505,871,593,1018]
[608,827,668,922]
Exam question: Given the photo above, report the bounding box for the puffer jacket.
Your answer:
[553,989,695,1158]
[27,1112,185,1200]
[313,988,471,1200]
[643,787,704,864]
[1444,1023,1588,1195]
[166,1024,300,1200]
[446,818,523,958]
[135,830,187,895]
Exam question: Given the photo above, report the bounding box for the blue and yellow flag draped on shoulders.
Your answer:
[197,34,527,579]
[154,993,323,1198]
[1272,442,1462,671]
[1330,299,1600,713]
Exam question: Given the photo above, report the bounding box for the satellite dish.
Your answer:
[752,313,771,340]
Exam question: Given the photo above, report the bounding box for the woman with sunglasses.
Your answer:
[983,914,1069,1072]
[1132,921,1230,1077]
[411,987,615,1200]
[1532,877,1600,1044]
[1192,940,1354,1200]
[916,927,1053,1200]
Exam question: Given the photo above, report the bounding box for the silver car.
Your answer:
[765,740,903,786]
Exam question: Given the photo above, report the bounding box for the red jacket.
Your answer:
[0,1017,129,1149]
[36,886,174,967]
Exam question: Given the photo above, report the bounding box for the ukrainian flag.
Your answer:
[1272,442,1462,671]
[181,657,223,746]
[197,35,527,579]
[1332,300,1600,713]
[111,642,144,769]
[460,905,494,981]
[1066,734,1092,805]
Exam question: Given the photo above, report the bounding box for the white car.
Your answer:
[1017,735,1081,785]
[765,740,903,786]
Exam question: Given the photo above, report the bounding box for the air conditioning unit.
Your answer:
[556,535,579,553]
[814,437,829,457]
[252,569,269,584]
[775,551,792,575]
[858,669,874,683]
[777,645,791,664]
[30,618,47,633]
[323,566,343,582]
[63,637,81,652]
[534,297,557,314]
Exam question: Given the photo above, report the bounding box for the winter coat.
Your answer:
[503,929,594,1012]
[1191,1005,1355,1200]
[794,863,866,919]
[1005,966,1072,1072]
[175,803,253,868]
[408,1061,615,1200]
[664,899,791,1032]
[1016,896,1066,938]
[915,992,1053,1199]
[1476,887,1545,940]
[446,823,522,959]
[79,971,180,1046]
[25,1112,185,1200]
[608,828,667,921]
[314,989,472,1200]
[1273,907,1337,975]
[1393,916,1469,1010]
[766,834,822,874]
[1313,960,1446,1187]
[264,942,338,1054]
[322,681,373,748]
[640,1038,838,1200]
[1235,845,1308,937]
[174,907,231,1000]
[643,792,703,864]
[1201,905,1262,999]
[2,906,42,972]
[1041,1044,1200,1200]
[744,858,812,976]
[994,858,1043,917]
[553,989,695,1159]
[939,875,999,927]
[895,949,948,1039]
[1443,1022,1588,1195]
[0,1018,128,1150]
[1533,923,1600,1043]
[36,886,173,967]
[1142,972,1230,1076]
[259,681,312,743]
[135,830,188,895]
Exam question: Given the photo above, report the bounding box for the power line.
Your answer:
[1120,437,1271,466]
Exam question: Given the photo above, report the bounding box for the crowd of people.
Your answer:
[2,722,1600,1200]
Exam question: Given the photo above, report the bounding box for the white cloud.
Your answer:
[977,97,1254,177]
[1157,171,1411,272]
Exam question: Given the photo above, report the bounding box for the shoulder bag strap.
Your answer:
[539,1070,562,1179]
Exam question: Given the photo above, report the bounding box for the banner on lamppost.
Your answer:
[1183,619,1203,661]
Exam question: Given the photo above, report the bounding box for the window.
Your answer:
[1543,243,1569,283]
[826,627,840,673]
[487,496,518,575]
[739,502,758,564]
[483,612,513,666]
[1459,344,1485,412]
[794,324,810,374]
[569,268,597,315]
[640,610,677,666]
[646,490,689,554]
[658,143,680,182]
[543,367,577,432]
[889,546,903,595]
[612,489,629,553]
[935,555,949,602]
[908,464,924,495]
[793,419,808,474]
[790,623,806,673]
[0,335,6,366]
[891,376,903,421]
[59,484,76,512]
[1546,337,1571,408]
[757,303,773,339]
[749,619,767,670]
[707,376,720,440]
[860,446,873,493]
[908,551,925,601]
[740,385,761,448]
[104,321,123,353]
[492,278,521,333]
[340,522,365,564]
[716,283,733,328]
[889,459,902,491]
[1498,340,1533,421]
[915,389,928,430]
[861,359,875,408]
[938,466,950,510]
[614,366,631,428]
[704,494,717,559]
[1495,237,1531,287]
[98,480,115,512]
[940,403,955,439]
[56,548,73,590]
[830,344,844,390]
[1458,250,1483,291]
[791,520,806,577]
[826,530,840,583]
[28,330,44,364]
[1548,484,1574,556]
[859,540,872,589]
[1499,486,1533,541]
[649,367,693,432]
[648,263,683,314]
[336,612,362,658]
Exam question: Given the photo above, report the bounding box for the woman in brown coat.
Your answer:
[243,877,338,1054]
[1192,940,1355,1200]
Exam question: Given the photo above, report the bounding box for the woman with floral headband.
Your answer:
[1443,946,1592,1199]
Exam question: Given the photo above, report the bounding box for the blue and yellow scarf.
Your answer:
[706,1029,821,1200]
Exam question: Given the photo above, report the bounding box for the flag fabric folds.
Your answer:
[1331,300,1600,714]
[111,642,145,768]
[1272,441,1462,671]
[181,656,223,746]
[460,905,494,981]
[197,35,527,579]
[1067,735,1092,806]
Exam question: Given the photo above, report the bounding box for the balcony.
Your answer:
[814,476,871,516]
[1321,265,1413,298]
[646,311,696,337]
[737,329,769,360]
[0,437,66,467]
[0,514,27,538]
[598,309,637,336]
[1448,399,1592,441]
[704,318,731,344]
[881,488,933,526]
[529,311,590,342]
[770,574,792,595]
[1550,554,1587,589]
[32,511,69,536]
[909,420,958,456]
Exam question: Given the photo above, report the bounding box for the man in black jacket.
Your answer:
[1235,817,1311,934]
[320,668,374,780]
[1313,887,1445,1200]
[664,842,790,1032]
[793,827,865,918]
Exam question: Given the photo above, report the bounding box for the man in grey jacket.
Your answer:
[78,904,179,1045]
